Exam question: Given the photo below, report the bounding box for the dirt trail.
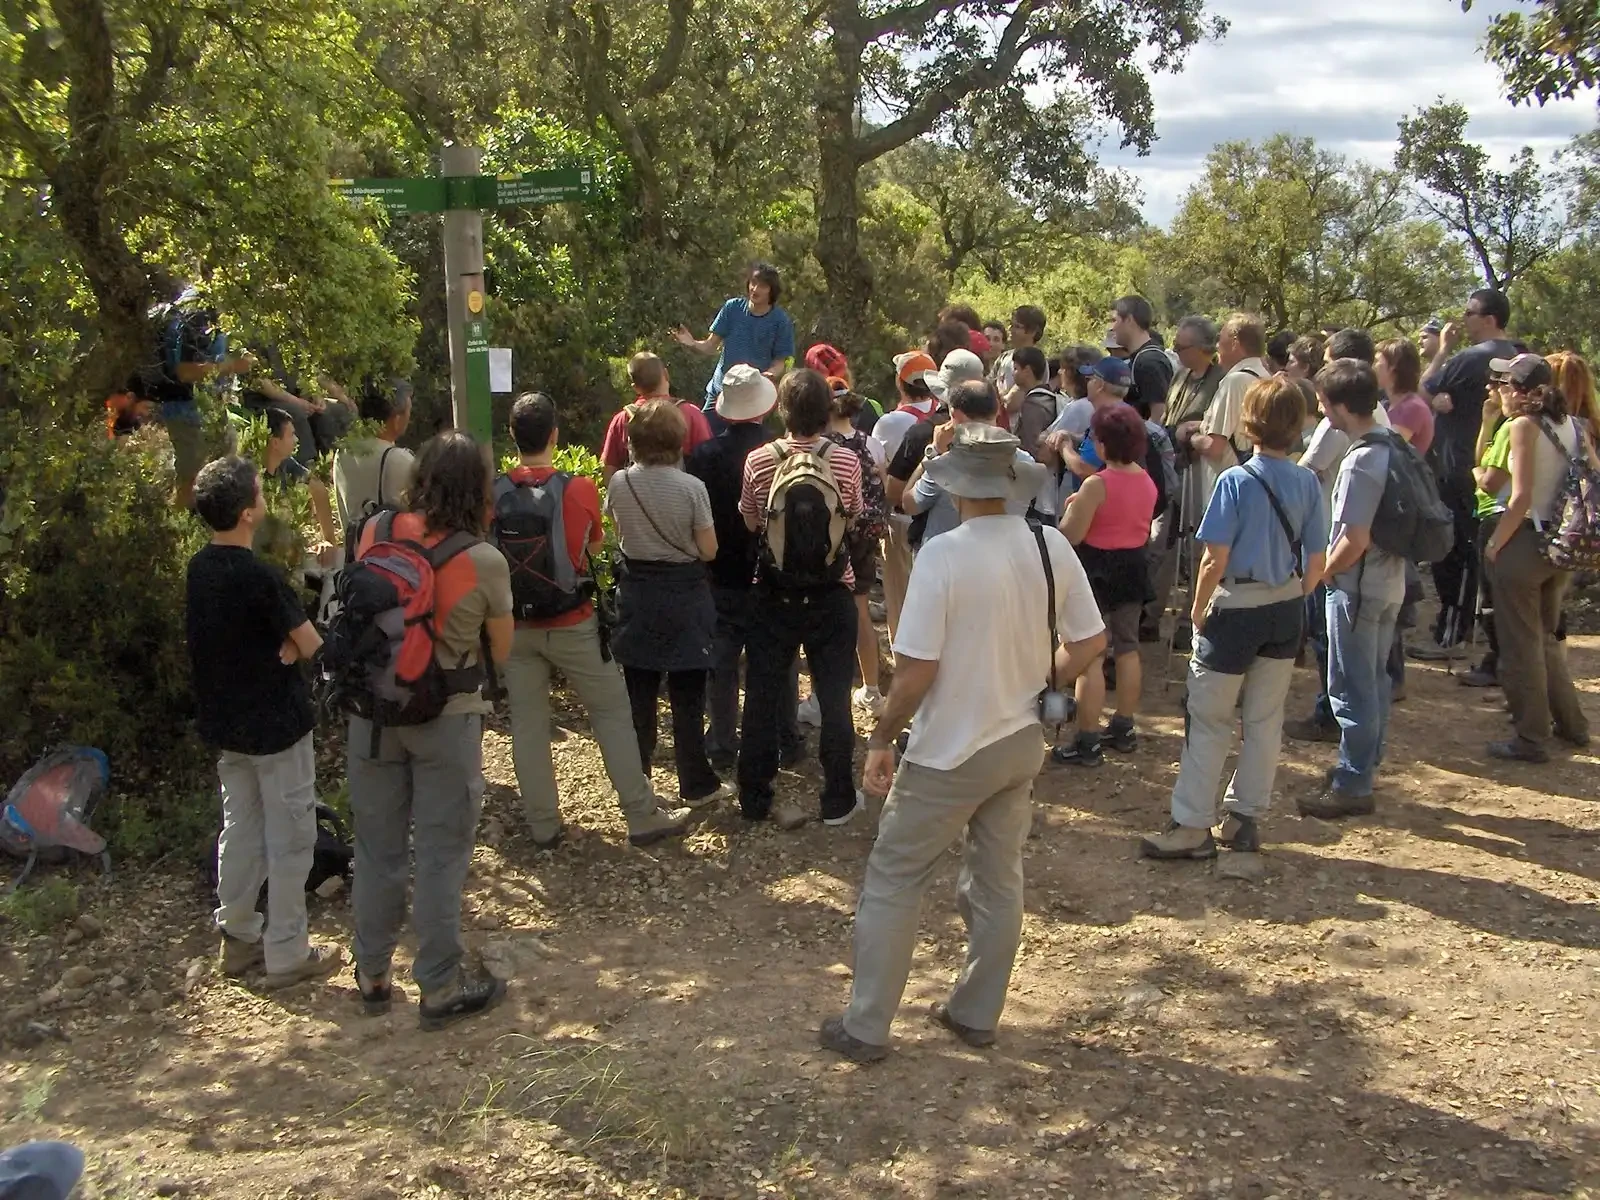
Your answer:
[2,633,1597,1199]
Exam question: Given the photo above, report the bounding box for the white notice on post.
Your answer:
[488,347,513,393]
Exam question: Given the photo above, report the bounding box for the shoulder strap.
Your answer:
[1033,524,1059,694]
[622,470,698,559]
[1242,460,1299,564]
[771,442,792,465]
[424,530,480,571]
[1538,418,1580,469]
[373,510,396,546]
[375,445,395,509]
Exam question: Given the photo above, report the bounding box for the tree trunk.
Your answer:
[812,20,871,354]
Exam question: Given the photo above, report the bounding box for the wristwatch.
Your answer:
[923,443,940,462]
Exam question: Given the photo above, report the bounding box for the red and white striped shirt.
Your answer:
[739,436,863,587]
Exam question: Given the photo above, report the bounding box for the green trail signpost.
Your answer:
[331,153,593,446]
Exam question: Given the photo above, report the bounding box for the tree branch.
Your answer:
[0,93,58,172]
[860,0,972,42]
[855,1,1040,162]
[639,0,694,97]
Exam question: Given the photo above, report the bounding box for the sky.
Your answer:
[1098,0,1598,227]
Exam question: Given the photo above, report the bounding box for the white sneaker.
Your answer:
[823,793,868,827]
[852,685,885,716]
[683,780,736,810]
[797,694,822,727]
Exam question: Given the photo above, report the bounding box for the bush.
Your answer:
[0,876,80,933]
[0,411,213,854]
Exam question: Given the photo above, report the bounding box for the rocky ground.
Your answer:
[2,622,1597,1199]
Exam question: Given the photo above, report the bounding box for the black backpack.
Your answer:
[491,472,594,621]
[1357,428,1455,564]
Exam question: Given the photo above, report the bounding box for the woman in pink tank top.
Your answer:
[1053,403,1158,766]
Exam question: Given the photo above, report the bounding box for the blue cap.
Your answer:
[1079,357,1133,387]
[0,1142,84,1200]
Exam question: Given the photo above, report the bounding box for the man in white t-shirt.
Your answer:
[332,380,415,533]
[1179,313,1270,518]
[820,424,1107,1063]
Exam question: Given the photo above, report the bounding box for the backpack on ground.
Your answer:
[760,442,849,587]
[1535,418,1600,571]
[307,804,354,892]
[1356,428,1455,564]
[825,431,888,543]
[491,472,594,621]
[320,513,484,752]
[1,748,111,890]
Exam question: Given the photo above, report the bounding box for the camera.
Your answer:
[1038,689,1075,727]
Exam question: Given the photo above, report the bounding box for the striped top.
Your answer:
[738,436,864,587]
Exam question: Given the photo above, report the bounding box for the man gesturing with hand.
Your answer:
[820,425,1106,1064]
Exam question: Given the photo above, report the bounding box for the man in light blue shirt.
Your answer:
[902,379,1037,545]
[676,263,795,430]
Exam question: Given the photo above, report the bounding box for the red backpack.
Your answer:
[322,513,484,753]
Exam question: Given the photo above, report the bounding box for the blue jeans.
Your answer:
[1305,584,1333,724]
[1326,590,1401,798]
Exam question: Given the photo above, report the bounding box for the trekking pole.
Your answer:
[1444,554,1474,677]
[1163,487,1193,694]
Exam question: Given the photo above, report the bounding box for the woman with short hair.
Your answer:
[605,399,731,805]
[1142,377,1327,860]
[1482,355,1598,762]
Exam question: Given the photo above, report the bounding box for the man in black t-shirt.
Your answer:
[186,456,343,991]
[1111,295,1174,422]
[886,407,947,551]
[1414,288,1516,654]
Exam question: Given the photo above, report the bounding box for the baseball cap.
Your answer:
[0,1142,85,1200]
[967,329,992,359]
[1488,352,1552,389]
[1079,357,1133,387]
[893,350,937,384]
[804,343,849,379]
[1420,317,1443,336]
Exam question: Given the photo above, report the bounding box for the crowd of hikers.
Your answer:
[113,265,1600,1056]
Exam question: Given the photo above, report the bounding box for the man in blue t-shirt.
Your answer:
[676,263,795,432]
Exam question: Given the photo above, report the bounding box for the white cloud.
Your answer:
[1100,0,1597,226]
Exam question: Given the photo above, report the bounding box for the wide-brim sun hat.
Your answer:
[923,423,1048,502]
[716,364,778,421]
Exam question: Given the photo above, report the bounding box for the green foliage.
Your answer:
[1396,101,1563,293]
[0,876,80,933]
[1463,0,1599,106]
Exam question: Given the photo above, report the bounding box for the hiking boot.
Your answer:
[1297,788,1375,820]
[931,1002,995,1048]
[419,969,506,1032]
[1215,812,1260,853]
[219,933,264,978]
[1051,733,1103,768]
[772,801,810,831]
[531,824,565,851]
[1458,666,1498,689]
[355,966,397,1016]
[822,792,866,828]
[1139,822,1217,860]
[262,944,346,991]
[818,1015,887,1064]
[627,805,691,847]
[1408,640,1455,662]
[1102,717,1137,754]
[1283,716,1341,745]
[1487,737,1550,764]
[682,780,736,810]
